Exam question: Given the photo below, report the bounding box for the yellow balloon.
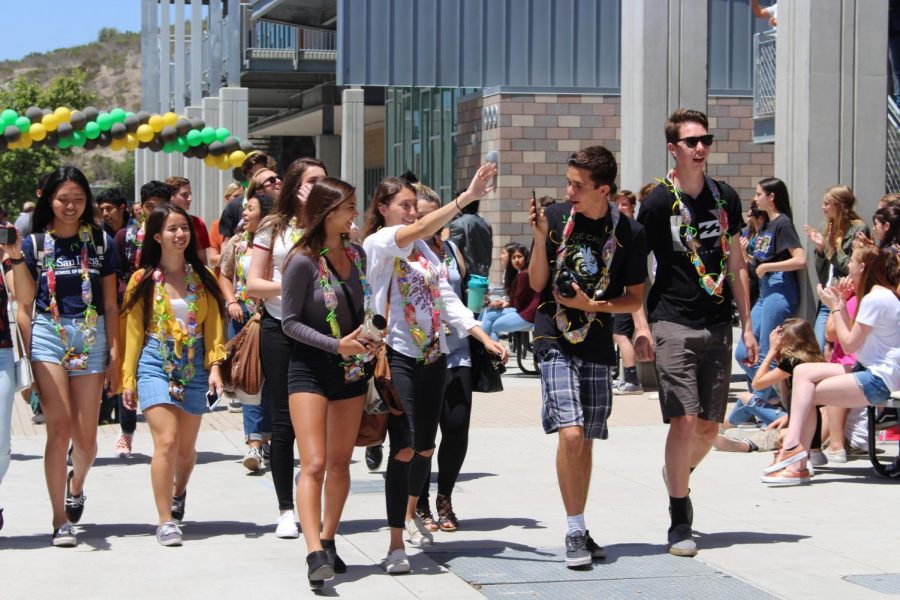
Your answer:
[6,140,17,150]
[18,133,32,148]
[162,112,178,127]
[124,134,139,151]
[148,114,164,132]
[110,137,125,151]
[29,123,47,141]
[54,106,71,123]
[136,124,154,143]
[41,113,59,132]
[217,153,231,170]
[203,154,218,167]
[228,150,247,168]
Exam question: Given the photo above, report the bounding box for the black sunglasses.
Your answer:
[262,175,281,186]
[678,134,714,148]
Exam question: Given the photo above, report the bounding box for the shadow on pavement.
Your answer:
[10,453,41,462]
[693,530,809,549]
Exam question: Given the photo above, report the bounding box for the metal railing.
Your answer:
[753,30,777,119]
[242,16,337,69]
[887,97,900,193]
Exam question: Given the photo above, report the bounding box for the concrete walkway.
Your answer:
[1,352,898,599]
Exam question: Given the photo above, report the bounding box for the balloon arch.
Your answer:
[0,106,254,171]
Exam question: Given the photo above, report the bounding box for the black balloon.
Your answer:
[138,140,150,149]
[190,118,205,131]
[97,132,112,147]
[69,111,87,130]
[4,125,21,142]
[83,106,99,122]
[56,122,74,138]
[124,115,140,133]
[83,138,98,151]
[175,118,191,136]
[0,137,7,151]
[45,131,59,146]
[148,137,164,152]
[194,144,208,158]
[239,140,255,153]
[136,111,151,124]
[183,146,195,158]
[160,125,177,143]
[223,136,240,153]
[208,141,225,156]
[42,107,54,117]
[110,122,127,139]
[25,106,43,123]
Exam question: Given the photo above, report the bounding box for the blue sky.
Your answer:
[0,0,142,62]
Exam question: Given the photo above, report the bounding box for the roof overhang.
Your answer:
[252,0,337,28]
[251,104,384,136]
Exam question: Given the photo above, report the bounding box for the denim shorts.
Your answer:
[852,369,892,404]
[138,336,209,416]
[30,313,108,376]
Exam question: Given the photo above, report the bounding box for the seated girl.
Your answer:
[480,243,538,340]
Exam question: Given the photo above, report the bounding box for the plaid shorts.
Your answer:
[538,346,613,440]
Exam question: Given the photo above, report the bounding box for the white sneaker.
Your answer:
[275,512,299,539]
[613,380,643,395]
[243,447,262,472]
[383,549,411,574]
[405,516,434,547]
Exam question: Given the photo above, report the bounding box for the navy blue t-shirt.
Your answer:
[23,228,119,317]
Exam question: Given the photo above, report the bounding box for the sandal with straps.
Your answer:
[416,505,439,532]
[436,493,458,532]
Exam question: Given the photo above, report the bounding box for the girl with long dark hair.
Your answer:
[363,167,507,575]
[120,205,226,546]
[8,166,120,547]
[873,205,900,249]
[479,243,536,340]
[280,177,374,588]
[732,177,806,424]
[246,157,327,538]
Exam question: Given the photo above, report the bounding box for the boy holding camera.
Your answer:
[528,146,646,569]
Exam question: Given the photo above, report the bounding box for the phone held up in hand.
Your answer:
[0,227,17,245]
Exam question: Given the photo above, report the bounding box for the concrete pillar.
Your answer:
[620,0,708,191]
[316,135,342,179]
[140,0,160,113]
[202,96,221,225]
[174,0,186,113]
[216,87,248,224]
[774,0,888,318]
[190,0,203,106]
[209,0,223,96]
[159,0,170,112]
[341,87,365,220]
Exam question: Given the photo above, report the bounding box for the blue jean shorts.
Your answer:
[138,336,209,416]
[852,369,892,404]
[30,313,108,376]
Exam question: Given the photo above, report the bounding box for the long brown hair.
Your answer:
[363,177,416,238]
[854,244,899,299]
[779,318,825,365]
[823,185,864,259]
[286,177,356,263]
[258,157,326,242]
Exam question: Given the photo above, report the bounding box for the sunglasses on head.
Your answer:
[678,134,714,149]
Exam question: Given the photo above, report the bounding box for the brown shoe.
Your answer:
[760,466,810,485]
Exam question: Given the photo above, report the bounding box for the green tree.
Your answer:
[0,71,99,217]
[97,27,120,43]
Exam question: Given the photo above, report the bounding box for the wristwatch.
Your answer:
[9,255,25,265]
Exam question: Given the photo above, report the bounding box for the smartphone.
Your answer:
[206,389,220,411]
[0,227,17,245]
[532,189,537,205]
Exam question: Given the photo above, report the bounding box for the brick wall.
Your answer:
[706,96,774,201]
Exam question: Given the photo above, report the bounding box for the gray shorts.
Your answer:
[651,320,732,423]
[538,346,613,440]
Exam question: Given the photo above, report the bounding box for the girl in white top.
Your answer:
[362,168,507,575]
[245,157,326,538]
[763,245,900,485]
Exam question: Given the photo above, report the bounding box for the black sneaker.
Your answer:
[306,550,335,589]
[584,530,606,560]
[365,445,383,471]
[52,522,77,547]
[64,470,86,524]
[0,507,4,531]
[321,538,347,573]
[172,491,187,523]
[667,523,697,557]
[564,531,591,569]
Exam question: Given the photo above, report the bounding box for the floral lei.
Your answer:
[319,241,370,380]
[44,225,99,365]
[151,263,200,397]
[288,216,302,245]
[552,202,620,344]
[233,231,255,313]
[395,246,444,363]
[657,172,730,303]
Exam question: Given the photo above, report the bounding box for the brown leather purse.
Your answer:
[222,311,263,395]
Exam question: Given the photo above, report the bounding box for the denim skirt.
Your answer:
[138,336,209,416]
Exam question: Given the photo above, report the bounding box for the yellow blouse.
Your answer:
[121,268,227,392]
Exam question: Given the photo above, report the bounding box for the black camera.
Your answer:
[555,268,579,298]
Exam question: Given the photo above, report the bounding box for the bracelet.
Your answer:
[455,197,462,211]
[227,301,239,307]
[830,307,842,314]
[9,255,24,265]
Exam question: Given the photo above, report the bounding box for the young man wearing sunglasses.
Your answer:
[633,109,757,557]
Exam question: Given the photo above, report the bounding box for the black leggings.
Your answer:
[419,365,472,502]
[384,348,447,528]
[260,310,295,511]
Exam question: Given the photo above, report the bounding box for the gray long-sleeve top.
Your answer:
[281,245,366,355]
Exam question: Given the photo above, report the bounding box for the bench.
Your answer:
[866,394,900,478]
[509,330,538,375]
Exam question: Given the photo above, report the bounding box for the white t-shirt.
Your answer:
[252,222,299,320]
[363,225,479,360]
[854,285,900,391]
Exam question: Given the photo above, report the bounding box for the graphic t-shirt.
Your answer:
[637,179,744,328]
[23,228,119,317]
[751,214,802,287]
[533,202,647,363]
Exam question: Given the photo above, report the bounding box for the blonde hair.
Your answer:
[779,318,825,365]
[223,182,243,201]
[823,185,864,259]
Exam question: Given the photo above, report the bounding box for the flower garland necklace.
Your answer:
[657,172,730,303]
[288,216,303,245]
[395,245,444,363]
[151,263,200,400]
[44,225,99,369]
[124,216,146,270]
[233,231,256,313]
[552,202,620,344]
[319,241,370,382]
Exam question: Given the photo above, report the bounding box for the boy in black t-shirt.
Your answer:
[634,109,758,558]
[529,146,647,569]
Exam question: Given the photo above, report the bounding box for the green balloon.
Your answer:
[0,109,17,128]
[200,127,217,145]
[71,131,86,147]
[186,129,203,147]
[97,113,113,131]
[15,116,31,133]
[84,122,101,140]
[57,136,71,149]
[162,141,176,153]
[110,108,127,123]
[175,136,189,153]
[215,127,230,143]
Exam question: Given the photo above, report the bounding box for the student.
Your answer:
[96,188,132,237]
[612,189,644,395]
[10,167,120,547]
[120,204,226,545]
[165,177,211,266]
[0,223,21,531]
